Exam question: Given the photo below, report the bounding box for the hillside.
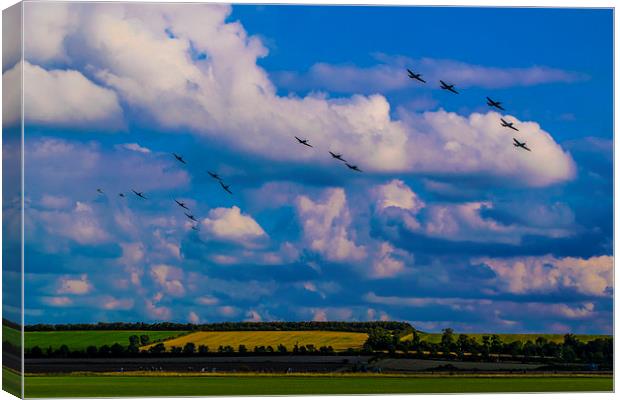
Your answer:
[142,330,368,352]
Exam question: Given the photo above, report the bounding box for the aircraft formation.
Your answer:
[97,65,535,232]
[406,68,533,152]
[97,153,234,231]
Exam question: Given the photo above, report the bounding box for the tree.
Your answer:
[183,342,196,355]
[490,334,503,355]
[128,335,140,347]
[149,343,165,354]
[57,344,70,358]
[277,344,287,353]
[110,343,125,356]
[30,346,43,357]
[86,345,98,357]
[140,335,150,346]
[198,345,209,354]
[238,344,247,353]
[440,328,455,355]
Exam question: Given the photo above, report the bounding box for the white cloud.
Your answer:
[196,295,219,306]
[40,195,71,210]
[41,296,73,307]
[24,2,78,63]
[200,206,267,246]
[477,255,613,296]
[57,274,92,295]
[118,142,151,153]
[6,61,124,128]
[296,188,366,262]
[188,311,200,323]
[36,201,110,245]
[245,310,262,322]
[20,3,575,187]
[100,296,134,310]
[150,264,185,296]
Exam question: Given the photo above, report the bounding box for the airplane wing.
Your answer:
[513,138,520,145]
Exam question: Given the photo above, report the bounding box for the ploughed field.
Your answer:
[142,330,368,352]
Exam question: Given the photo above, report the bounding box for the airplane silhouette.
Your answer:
[407,68,426,83]
[219,181,233,194]
[173,153,186,164]
[175,199,189,210]
[184,212,198,222]
[97,188,104,195]
[345,163,362,172]
[294,136,313,148]
[486,97,505,111]
[440,80,458,94]
[329,151,346,162]
[208,171,222,181]
[191,225,200,231]
[132,189,147,199]
[118,193,125,198]
[513,138,531,152]
[501,118,519,131]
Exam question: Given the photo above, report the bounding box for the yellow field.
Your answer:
[143,331,368,352]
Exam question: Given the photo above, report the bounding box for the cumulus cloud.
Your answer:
[296,188,366,262]
[477,255,613,296]
[18,3,575,187]
[37,201,110,245]
[200,206,267,246]
[41,296,73,307]
[57,274,92,295]
[373,180,575,244]
[150,264,185,296]
[4,61,124,128]
[188,311,200,323]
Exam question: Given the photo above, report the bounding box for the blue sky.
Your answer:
[4,3,612,333]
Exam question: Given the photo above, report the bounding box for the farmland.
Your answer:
[401,332,611,344]
[143,330,368,352]
[22,372,613,397]
[12,328,189,351]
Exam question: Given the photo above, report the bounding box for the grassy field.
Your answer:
[17,328,188,351]
[143,330,368,352]
[23,373,613,397]
[3,324,21,347]
[401,332,611,344]
[3,368,21,398]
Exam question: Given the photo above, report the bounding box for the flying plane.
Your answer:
[294,136,313,148]
[440,80,458,94]
[132,189,147,199]
[500,118,519,131]
[345,163,362,172]
[184,212,198,222]
[513,138,531,152]
[219,181,233,194]
[118,193,125,198]
[97,188,104,195]
[172,153,186,164]
[407,69,426,83]
[191,225,200,231]
[329,151,346,162]
[175,199,189,210]
[208,171,222,181]
[486,97,505,111]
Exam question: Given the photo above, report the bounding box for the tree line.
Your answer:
[22,320,412,333]
[365,327,612,365]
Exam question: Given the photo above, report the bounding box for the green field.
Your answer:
[144,330,368,352]
[22,374,613,397]
[401,332,611,344]
[3,368,21,398]
[3,325,21,348]
[18,329,188,351]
